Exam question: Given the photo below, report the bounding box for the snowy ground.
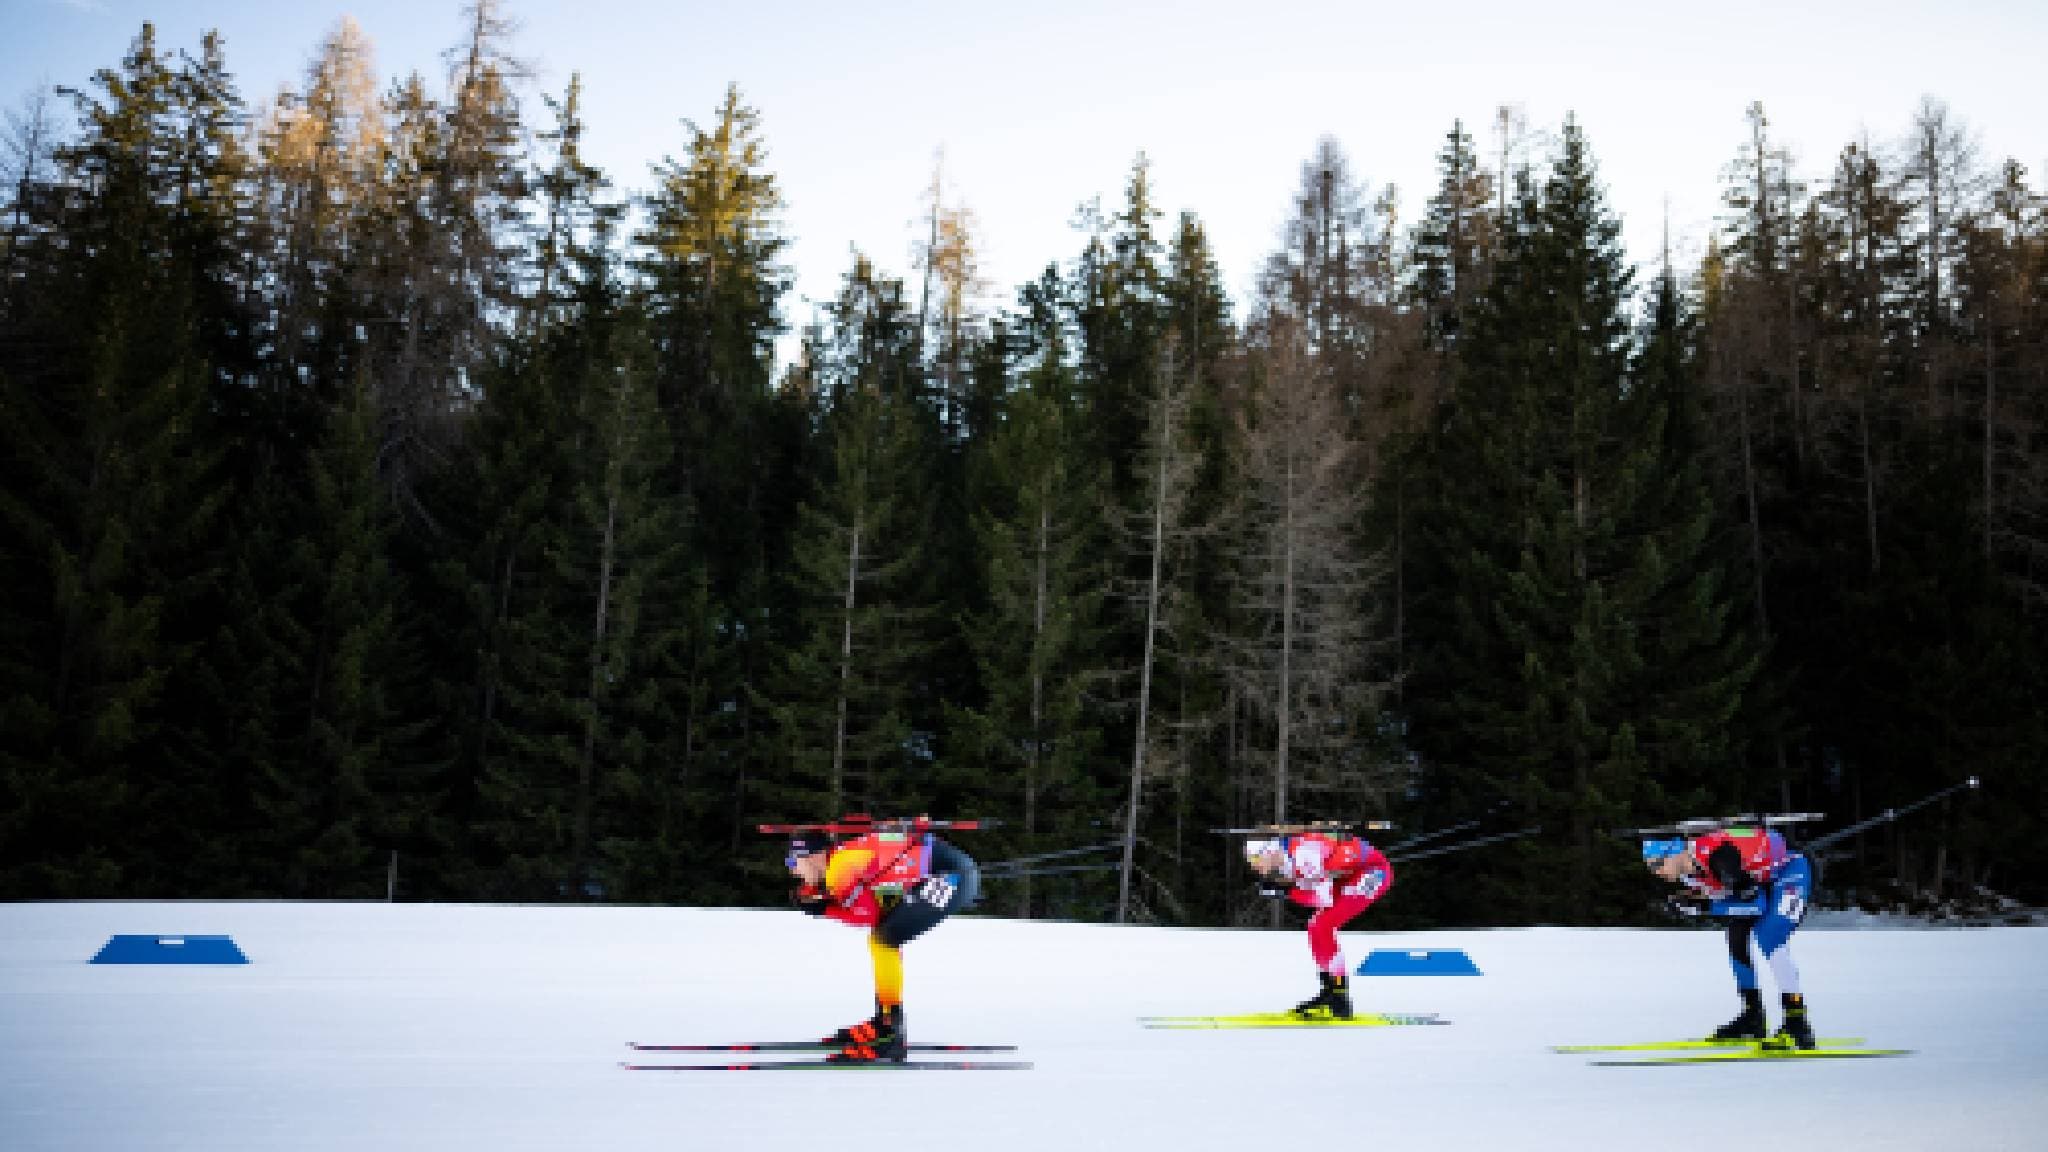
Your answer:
[2,901,2044,1151]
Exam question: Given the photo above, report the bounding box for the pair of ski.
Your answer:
[1556,1037,1911,1066]
[621,1040,1030,1072]
[618,1010,1445,1069]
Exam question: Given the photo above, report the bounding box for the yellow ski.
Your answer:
[1553,1037,1864,1053]
[1593,1046,1909,1066]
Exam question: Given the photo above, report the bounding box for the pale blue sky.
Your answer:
[6,0,2045,356]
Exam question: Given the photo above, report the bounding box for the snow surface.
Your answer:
[3,901,2045,1151]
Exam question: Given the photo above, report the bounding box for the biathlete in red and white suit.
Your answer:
[1644,825,1816,1049]
[1243,833,1393,1019]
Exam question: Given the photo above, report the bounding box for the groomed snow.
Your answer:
[3,901,2044,1150]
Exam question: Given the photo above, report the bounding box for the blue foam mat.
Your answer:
[91,935,249,964]
[1358,948,1480,976]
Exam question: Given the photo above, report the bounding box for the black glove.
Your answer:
[1706,844,1758,899]
[792,885,829,916]
[1665,893,1708,919]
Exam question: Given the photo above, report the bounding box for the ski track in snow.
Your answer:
[2,903,2044,1150]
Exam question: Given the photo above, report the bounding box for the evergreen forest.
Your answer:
[3,8,2043,925]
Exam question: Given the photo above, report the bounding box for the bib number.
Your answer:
[916,875,957,908]
[1776,888,1806,920]
[1343,869,1387,899]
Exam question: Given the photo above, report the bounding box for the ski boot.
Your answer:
[1762,993,1816,1051]
[822,998,889,1046]
[828,1003,906,1063]
[1709,988,1767,1042]
[1291,971,1354,1021]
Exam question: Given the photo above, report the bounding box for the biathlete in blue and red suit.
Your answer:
[785,828,980,1063]
[1643,825,1817,1049]
[1243,832,1393,1019]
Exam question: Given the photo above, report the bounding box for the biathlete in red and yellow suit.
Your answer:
[786,829,980,1062]
[1244,832,1393,1019]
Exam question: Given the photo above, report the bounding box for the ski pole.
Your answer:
[981,862,1124,879]
[978,840,1123,874]
[1385,800,1513,855]
[1802,776,1981,856]
[1389,825,1540,864]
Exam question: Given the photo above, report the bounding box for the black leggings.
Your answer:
[875,839,980,948]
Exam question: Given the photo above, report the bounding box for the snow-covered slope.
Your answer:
[2,902,2043,1150]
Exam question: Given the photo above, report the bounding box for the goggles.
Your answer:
[1641,837,1687,861]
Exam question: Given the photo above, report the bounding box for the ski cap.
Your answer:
[1641,837,1688,862]
[1243,838,1282,864]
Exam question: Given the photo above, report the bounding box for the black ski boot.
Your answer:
[1765,993,1816,1051]
[829,1003,906,1063]
[823,999,888,1046]
[1709,988,1767,1042]
[1292,971,1354,1021]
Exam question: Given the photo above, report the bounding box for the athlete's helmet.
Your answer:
[785,832,833,869]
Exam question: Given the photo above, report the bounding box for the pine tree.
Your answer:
[1110,345,1205,924]
[1158,210,1241,923]
[1077,155,1169,506]
[638,83,793,852]
[2,84,63,298]
[1407,119,1757,923]
[912,151,987,441]
[1409,120,1497,351]
[760,257,941,826]
[250,17,381,409]
[0,25,242,895]
[1259,136,1395,385]
[1226,317,1390,830]
[1630,266,1765,811]
[247,373,430,897]
[548,304,683,901]
[955,336,1111,917]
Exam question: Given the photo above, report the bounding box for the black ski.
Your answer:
[627,1041,1015,1053]
[621,1059,1033,1072]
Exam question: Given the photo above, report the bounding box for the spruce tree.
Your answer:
[638,83,794,853]
[0,25,235,895]
[1076,155,1169,506]
[1409,120,1497,350]
[759,257,941,830]
[246,373,430,898]
[1407,120,1758,923]
[954,337,1111,918]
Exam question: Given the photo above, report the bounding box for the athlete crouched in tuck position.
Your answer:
[1644,827,1816,1049]
[1243,833,1393,1019]
[786,829,980,1062]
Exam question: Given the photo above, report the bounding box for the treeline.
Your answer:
[1,8,2042,922]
